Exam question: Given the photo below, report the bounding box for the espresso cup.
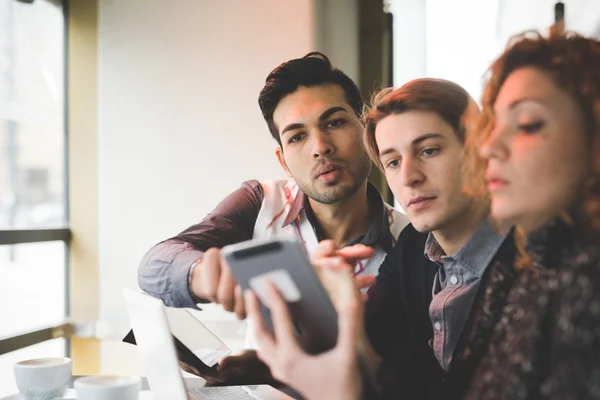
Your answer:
[74,375,141,400]
[14,357,72,400]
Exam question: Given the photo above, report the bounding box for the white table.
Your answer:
[0,376,206,400]
[1,388,155,400]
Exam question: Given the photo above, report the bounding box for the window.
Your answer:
[0,0,66,230]
[0,0,68,393]
[0,241,66,337]
[390,0,600,103]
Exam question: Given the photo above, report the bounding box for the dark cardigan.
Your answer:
[364,223,518,399]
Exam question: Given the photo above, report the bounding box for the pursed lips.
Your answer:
[314,163,343,179]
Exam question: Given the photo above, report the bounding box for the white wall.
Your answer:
[98,0,316,373]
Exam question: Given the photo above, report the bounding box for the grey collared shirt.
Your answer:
[425,218,508,371]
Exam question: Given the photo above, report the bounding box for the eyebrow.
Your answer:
[379,147,397,157]
[411,132,444,146]
[379,133,444,157]
[280,106,349,136]
[319,106,348,122]
[505,97,548,111]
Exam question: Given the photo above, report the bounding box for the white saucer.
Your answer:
[2,388,155,400]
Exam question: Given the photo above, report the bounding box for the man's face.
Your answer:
[376,110,473,232]
[273,84,371,204]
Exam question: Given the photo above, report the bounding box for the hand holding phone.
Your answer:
[222,238,340,354]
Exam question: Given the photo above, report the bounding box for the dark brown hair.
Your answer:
[363,78,480,170]
[258,52,363,147]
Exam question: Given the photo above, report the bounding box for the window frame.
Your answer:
[0,0,71,357]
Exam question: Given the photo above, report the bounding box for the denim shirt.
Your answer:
[424,218,508,371]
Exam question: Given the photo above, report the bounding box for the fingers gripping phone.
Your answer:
[222,238,339,355]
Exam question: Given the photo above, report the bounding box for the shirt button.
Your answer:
[434,322,442,331]
[450,275,458,285]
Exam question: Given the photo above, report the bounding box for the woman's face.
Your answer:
[480,66,590,233]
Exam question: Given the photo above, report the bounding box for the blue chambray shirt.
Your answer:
[424,218,509,371]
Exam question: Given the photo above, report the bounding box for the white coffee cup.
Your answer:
[74,375,141,400]
[14,357,72,400]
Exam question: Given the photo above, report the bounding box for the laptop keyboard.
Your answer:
[189,386,257,400]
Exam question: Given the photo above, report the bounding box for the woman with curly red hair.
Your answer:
[460,30,600,399]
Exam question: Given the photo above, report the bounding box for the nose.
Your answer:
[479,126,509,161]
[312,130,334,159]
[401,156,425,187]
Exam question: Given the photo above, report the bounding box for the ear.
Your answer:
[275,147,293,178]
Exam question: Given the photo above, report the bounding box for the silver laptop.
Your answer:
[123,289,293,400]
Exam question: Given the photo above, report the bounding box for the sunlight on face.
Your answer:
[273,85,371,204]
[480,67,589,232]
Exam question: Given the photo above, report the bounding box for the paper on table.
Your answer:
[164,307,232,368]
[192,348,231,368]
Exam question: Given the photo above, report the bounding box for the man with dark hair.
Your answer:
[259,52,364,147]
[137,52,408,383]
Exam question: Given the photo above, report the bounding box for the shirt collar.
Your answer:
[282,186,307,227]
[424,217,508,275]
[282,181,394,252]
[424,233,445,263]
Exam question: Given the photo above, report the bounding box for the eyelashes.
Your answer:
[518,121,545,134]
